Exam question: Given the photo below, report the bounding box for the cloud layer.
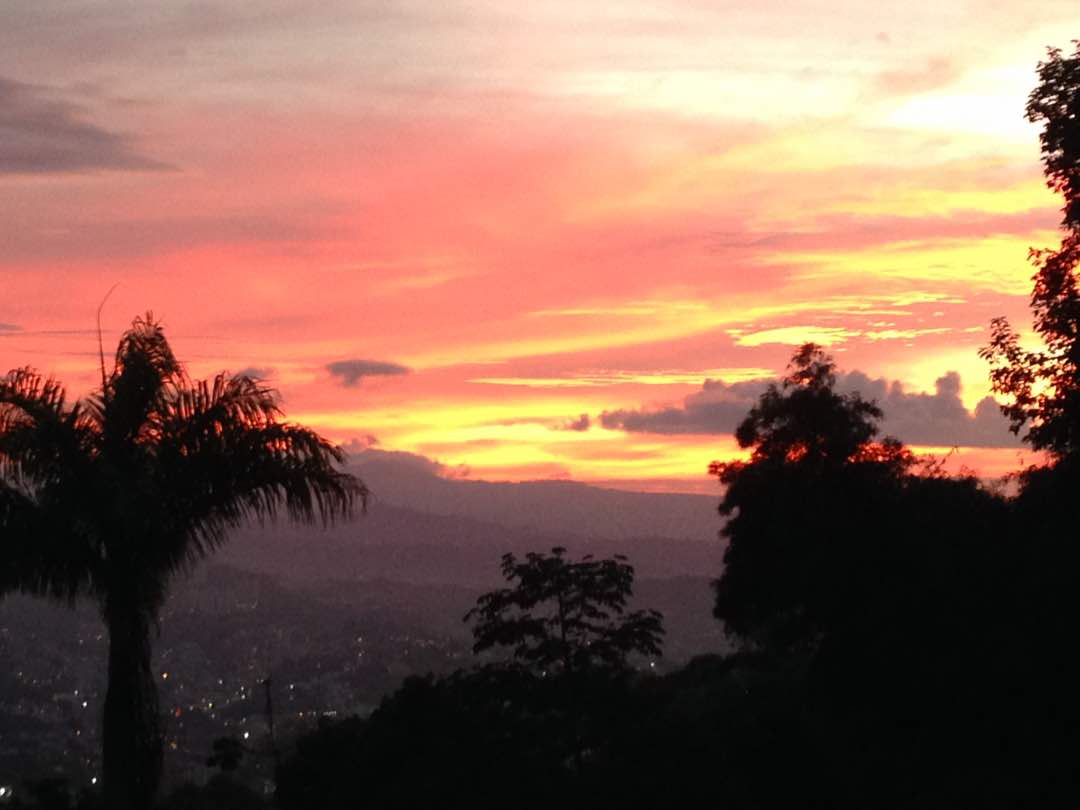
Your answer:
[555,413,592,432]
[602,369,1021,449]
[0,77,165,175]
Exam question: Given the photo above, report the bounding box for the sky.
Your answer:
[2,2,1076,493]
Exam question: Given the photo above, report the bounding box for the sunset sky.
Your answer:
[2,2,1076,492]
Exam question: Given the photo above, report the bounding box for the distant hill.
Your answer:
[217,452,728,647]
[213,464,732,669]
[222,501,722,587]
[344,449,720,543]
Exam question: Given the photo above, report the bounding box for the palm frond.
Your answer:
[101,312,183,451]
[149,372,367,573]
[0,479,97,602]
[0,367,96,491]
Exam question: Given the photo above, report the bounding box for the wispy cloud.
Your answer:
[470,368,774,387]
[0,76,167,175]
[872,57,960,97]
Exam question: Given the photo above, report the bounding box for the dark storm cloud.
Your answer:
[326,359,410,387]
[601,370,1021,449]
[0,76,167,175]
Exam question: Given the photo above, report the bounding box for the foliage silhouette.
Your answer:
[276,669,580,810]
[2,778,96,810]
[982,42,1080,456]
[156,778,268,810]
[278,549,665,808]
[464,547,664,772]
[710,344,914,647]
[729,342,890,467]
[274,651,834,810]
[707,339,1074,803]
[0,314,365,810]
[978,49,1080,800]
[465,546,664,675]
[206,736,245,774]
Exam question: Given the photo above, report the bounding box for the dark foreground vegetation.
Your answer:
[3,42,1080,810]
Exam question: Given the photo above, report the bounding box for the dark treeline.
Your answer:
[3,42,1080,810]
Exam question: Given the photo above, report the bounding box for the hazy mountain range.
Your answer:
[214,449,730,657]
[339,448,721,543]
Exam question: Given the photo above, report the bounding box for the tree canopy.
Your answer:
[729,343,887,467]
[465,547,664,676]
[982,42,1080,458]
[710,344,913,647]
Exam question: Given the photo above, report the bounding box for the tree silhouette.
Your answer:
[277,670,583,810]
[981,42,1080,457]
[976,46,1080,803]
[711,344,913,647]
[0,314,365,810]
[465,547,664,676]
[280,550,663,803]
[709,344,1034,804]
[728,343,892,468]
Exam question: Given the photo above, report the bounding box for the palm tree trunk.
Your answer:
[103,594,162,810]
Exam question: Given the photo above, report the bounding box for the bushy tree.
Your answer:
[710,344,913,647]
[729,342,889,468]
[710,344,1029,804]
[979,51,1080,770]
[982,42,1080,457]
[276,671,576,810]
[465,547,664,675]
[0,314,366,810]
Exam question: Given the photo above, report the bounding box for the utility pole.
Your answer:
[263,675,280,770]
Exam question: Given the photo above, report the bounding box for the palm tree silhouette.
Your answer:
[0,313,366,810]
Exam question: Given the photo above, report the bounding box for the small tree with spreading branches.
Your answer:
[465,547,664,676]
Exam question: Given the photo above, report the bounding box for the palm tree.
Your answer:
[0,314,366,810]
